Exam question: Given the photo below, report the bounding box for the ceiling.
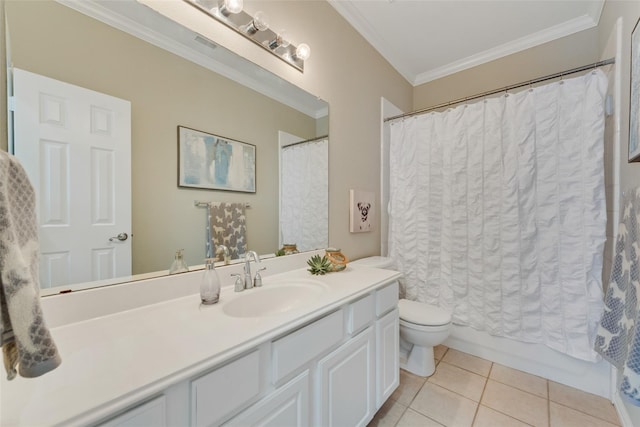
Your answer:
[329,0,604,86]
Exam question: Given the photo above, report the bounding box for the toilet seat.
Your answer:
[400,319,451,333]
[398,299,451,326]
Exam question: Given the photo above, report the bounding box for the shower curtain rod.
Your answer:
[384,57,615,123]
[282,134,329,148]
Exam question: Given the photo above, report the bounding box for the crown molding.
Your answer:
[329,0,604,87]
[414,13,600,86]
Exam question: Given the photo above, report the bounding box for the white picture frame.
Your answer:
[349,189,375,233]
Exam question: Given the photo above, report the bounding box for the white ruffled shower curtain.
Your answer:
[388,70,607,362]
[280,138,328,252]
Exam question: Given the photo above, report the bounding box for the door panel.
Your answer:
[13,68,131,288]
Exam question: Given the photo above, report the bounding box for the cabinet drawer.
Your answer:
[225,371,310,426]
[191,349,261,427]
[375,281,399,317]
[348,294,374,335]
[272,309,344,384]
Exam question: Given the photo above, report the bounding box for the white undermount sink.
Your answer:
[223,280,329,318]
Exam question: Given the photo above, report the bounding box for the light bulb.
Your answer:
[246,11,269,34]
[219,0,243,16]
[295,43,311,61]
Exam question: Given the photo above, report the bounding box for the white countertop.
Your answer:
[0,265,401,426]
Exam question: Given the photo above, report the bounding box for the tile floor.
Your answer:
[368,346,621,427]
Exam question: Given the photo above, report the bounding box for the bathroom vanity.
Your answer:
[1,254,401,427]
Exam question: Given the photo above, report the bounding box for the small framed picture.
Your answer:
[350,189,375,233]
[178,126,256,193]
[630,17,640,162]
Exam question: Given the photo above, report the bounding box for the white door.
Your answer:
[12,68,131,289]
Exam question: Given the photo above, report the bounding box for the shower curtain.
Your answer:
[388,70,607,362]
[280,138,328,252]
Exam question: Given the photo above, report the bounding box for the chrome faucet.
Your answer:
[244,251,261,290]
[215,244,230,265]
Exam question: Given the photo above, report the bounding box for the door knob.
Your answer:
[109,232,128,242]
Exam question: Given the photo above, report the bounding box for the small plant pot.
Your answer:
[325,248,349,272]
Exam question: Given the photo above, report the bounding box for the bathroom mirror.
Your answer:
[4,0,329,294]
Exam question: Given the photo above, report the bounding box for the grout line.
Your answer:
[548,380,551,427]
[551,401,621,426]
[470,362,492,426]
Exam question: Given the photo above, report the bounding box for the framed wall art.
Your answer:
[178,126,256,193]
[630,17,640,162]
[349,189,375,233]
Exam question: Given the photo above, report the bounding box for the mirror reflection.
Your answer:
[4,0,329,294]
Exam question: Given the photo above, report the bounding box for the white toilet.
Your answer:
[350,256,452,377]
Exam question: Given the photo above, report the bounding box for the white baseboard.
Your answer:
[444,325,611,398]
[613,391,635,427]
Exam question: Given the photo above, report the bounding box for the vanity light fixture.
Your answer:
[185,0,310,72]
[268,30,290,50]
[218,0,243,16]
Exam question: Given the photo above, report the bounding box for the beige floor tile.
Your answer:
[396,408,444,427]
[367,398,407,427]
[481,380,548,427]
[473,405,532,427]
[442,349,492,377]
[550,402,620,427]
[428,361,487,401]
[410,382,478,427]
[434,345,449,361]
[548,381,619,425]
[391,369,427,406]
[489,364,548,398]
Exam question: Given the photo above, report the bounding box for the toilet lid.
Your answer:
[398,299,452,326]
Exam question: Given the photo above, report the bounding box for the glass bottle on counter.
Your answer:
[200,258,221,305]
[169,249,189,274]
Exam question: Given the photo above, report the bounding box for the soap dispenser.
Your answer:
[169,249,189,274]
[200,258,221,305]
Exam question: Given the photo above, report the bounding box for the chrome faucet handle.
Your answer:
[253,267,266,287]
[231,273,244,292]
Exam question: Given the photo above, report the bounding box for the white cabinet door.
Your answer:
[317,327,375,427]
[376,308,399,408]
[98,396,166,427]
[226,371,309,427]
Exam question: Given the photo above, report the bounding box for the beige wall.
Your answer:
[142,0,414,262]
[413,28,599,110]
[599,0,640,195]
[0,0,6,152]
[597,1,640,423]
[5,0,320,273]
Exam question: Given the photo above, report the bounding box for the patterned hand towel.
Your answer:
[207,202,247,260]
[0,151,61,380]
[594,187,640,404]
